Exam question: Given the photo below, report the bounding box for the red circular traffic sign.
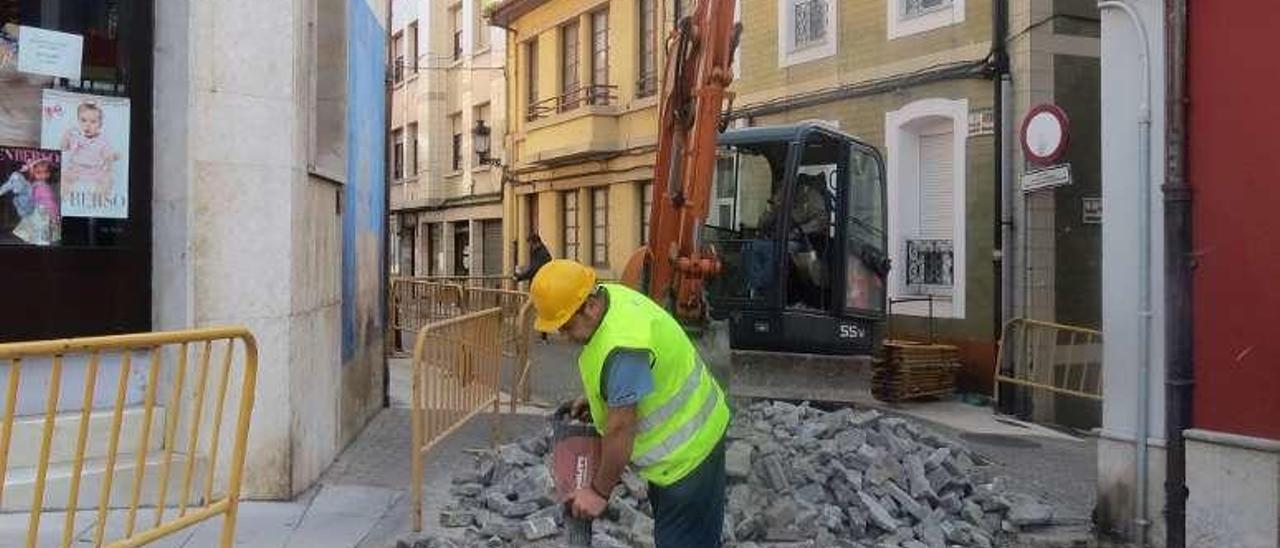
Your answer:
[1021,104,1071,166]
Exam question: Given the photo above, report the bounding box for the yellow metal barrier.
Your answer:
[456,287,530,356]
[510,301,535,412]
[415,275,515,291]
[389,278,542,411]
[994,318,1103,406]
[0,327,258,548]
[388,279,465,356]
[410,309,504,532]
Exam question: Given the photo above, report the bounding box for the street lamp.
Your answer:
[473,119,501,166]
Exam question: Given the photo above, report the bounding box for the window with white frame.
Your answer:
[473,103,490,165]
[451,6,463,61]
[391,31,404,83]
[407,123,418,176]
[640,182,654,245]
[793,0,829,49]
[778,0,837,67]
[392,128,405,180]
[638,0,658,97]
[407,22,418,74]
[450,113,462,172]
[591,187,609,267]
[563,191,580,260]
[888,0,964,40]
[906,128,955,295]
[885,98,968,318]
[902,0,952,19]
[474,2,490,50]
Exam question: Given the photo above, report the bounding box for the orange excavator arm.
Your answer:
[620,0,740,323]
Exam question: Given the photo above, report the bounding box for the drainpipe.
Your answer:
[1098,1,1153,545]
[1162,0,1191,545]
[992,0,1011,349]
[383,0,395,409]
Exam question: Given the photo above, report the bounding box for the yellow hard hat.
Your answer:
[530,259,598,332]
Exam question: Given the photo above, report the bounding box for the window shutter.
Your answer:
[917,130,954,240]
[482,220,503,275]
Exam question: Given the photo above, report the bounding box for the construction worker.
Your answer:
[530,259,731,547]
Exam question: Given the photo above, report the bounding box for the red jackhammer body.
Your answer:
[552,410,602,547]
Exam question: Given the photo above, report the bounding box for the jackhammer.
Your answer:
[551,403,601,547]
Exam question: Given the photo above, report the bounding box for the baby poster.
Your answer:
[40,89,130,219]
[0,146,61,246]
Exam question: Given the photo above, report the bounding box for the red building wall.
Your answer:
[1188,0,1280,440]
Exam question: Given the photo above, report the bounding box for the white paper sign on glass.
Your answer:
[16,26,83,81]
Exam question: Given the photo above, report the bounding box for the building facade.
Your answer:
[998,1,1102,429]
[491,0,686,280]
[0,0,389,499]
[1098,0,1280,545]
[390,0,507,278]
[1183,2,1280,545]
[730,0,1002,386]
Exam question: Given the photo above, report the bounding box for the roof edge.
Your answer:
[489,0,551,27]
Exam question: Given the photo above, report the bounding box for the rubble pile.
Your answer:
[398,401,1056,548]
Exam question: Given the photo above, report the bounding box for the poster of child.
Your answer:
[40,89,130,219]
[0,146,61,246]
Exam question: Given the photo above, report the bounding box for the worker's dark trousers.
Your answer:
[649,438,727,548]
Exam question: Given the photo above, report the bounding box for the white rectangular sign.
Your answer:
[1082,197,1102,224]
[1022,164,1072,193]
[17,26,83,80]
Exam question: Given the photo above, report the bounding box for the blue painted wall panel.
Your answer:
[342,0,387,362]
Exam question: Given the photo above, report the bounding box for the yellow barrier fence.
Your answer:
[0,327,258,548]
[388,279,465,357]
[509,301,536,412]
[410,308,504,532]
[417,275,515,291]
[456,287,529,356]
[994,318,1104,406]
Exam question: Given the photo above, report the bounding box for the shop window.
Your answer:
[0,0,147,248]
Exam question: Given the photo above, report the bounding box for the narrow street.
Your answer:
[21,341,1095,548]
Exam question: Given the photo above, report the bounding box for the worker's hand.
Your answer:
[566,487,608,520]
[554,397,591,422]
[569,397,591,422]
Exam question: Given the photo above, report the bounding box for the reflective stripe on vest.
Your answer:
[633,384,721,468]
[636,358,705,434]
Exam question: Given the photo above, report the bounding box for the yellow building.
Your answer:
[491,0,693,278]
[390,0,507,277]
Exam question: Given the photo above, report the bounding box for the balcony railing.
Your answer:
[526,84,618,121]
[905,238,953,293]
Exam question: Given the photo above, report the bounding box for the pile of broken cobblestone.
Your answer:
[397,401,1056,548]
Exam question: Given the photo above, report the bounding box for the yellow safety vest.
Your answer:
[578,284,731,486]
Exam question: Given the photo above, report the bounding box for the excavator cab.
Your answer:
[703,122,890,356]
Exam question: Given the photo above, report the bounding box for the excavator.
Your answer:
[620,0,891,402]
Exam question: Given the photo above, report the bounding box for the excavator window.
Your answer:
[844,144,888,314]
[703,146,781,312]
[780,139,841,312]
[704,126,888,335]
